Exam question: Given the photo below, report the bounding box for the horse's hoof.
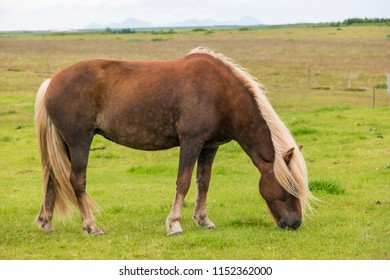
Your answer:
[36,218,54,233]
[83,227,104,236]
[92,229,104,236]
[166,221,183,236]
[204,224,216,230]
[193,216,216,229]
[167,230,183,236]
[42,223,54,233]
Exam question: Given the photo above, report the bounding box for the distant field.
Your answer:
[0,26,389,259]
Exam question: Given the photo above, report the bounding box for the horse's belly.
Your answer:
[97,123,180,151]
[117,133,180,151]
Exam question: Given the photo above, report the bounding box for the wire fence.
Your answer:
[259,71,390,109]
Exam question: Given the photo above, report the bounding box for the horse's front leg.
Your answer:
[166,139,203,236]
[193,147,218,229]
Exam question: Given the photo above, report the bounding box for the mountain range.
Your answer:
[85,16,263,29]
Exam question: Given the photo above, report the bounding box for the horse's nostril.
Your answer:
[291,220,301,230]
[278,221,287,229]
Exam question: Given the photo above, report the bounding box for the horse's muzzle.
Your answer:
[277,219,301,230]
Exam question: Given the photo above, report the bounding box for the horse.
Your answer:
[34,47,311,236]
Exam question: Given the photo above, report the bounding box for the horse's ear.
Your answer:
[298,144,303,151]
[283,147,295,164]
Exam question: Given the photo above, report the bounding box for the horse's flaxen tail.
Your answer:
[35,79,98,220]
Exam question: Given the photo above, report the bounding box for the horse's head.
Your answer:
[259,147,304,230]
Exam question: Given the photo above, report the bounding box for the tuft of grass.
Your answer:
[151,37,169,42]
[1,136,13,142]
[192,28,208,32]
[312,86,331,90]
[151,29,176,35]
[344,88,366,92]
[91,152,118,159]
[127,165,174,175]
[309,180,345,195]
[375,83,387,89]
[313,106,350,113]
[0,110,16,116]
[292,127,318,136]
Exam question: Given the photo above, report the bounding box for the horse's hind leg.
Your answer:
[36,176,56,233]
[68,142,103,235]
[193,147,218,229]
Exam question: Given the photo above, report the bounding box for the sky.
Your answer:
[0,0,389,31]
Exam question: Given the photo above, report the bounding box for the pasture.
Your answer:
[0,25,389,259]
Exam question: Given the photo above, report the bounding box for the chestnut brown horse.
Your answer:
[35,47,311,236]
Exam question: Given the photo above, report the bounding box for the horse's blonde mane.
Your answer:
[187,47,312,214]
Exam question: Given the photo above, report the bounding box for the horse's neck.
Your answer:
[234,104,275,172]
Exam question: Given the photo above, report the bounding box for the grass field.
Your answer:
[0,25,389,259]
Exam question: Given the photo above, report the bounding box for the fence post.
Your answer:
[347,69,351,89]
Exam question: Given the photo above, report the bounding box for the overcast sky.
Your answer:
[0,0,389,31]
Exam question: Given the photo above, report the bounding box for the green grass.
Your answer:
[309,180,345,195]
[0,26,389,260]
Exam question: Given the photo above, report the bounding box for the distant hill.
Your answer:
[85,16,263,29]
[169,16,262,27]
[85,22,105,30]
[108,18,153,29]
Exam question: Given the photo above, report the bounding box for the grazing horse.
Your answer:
[35,47,311,236]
